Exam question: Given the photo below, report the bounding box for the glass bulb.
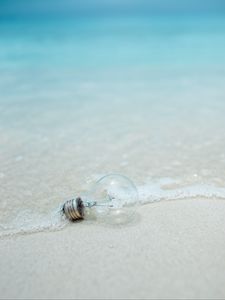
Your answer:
[82,174,139,224]
[62,174,139,225]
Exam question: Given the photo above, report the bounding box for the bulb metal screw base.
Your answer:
[62,197,85,221]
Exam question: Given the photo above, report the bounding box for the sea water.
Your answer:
[1,14,225,236]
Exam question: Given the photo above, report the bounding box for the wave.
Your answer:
[1,178,225,238]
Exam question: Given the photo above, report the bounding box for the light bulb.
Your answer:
[62,174,139,224]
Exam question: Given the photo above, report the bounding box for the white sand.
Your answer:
[1,13,225,299]
[1,198,225,299]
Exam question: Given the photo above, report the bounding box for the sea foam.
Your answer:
[1,178,225,238]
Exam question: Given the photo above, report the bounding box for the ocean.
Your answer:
[1,13,225,236]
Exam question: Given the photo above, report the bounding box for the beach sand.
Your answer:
[1,198,225,299]
[1,12,225,299]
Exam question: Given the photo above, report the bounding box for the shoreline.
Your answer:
[1,197,225,299]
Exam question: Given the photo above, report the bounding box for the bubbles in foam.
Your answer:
[0,207,69,239]
[1,177,225,238]
[138,178,225,204]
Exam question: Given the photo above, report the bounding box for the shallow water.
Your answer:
[1,15,225,236]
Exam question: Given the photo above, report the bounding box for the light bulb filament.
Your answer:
[84,201,97,208]
[84,201,113,208]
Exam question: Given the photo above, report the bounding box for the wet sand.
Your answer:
[1,198,225,299]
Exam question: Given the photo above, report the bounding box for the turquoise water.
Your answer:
[1,15,225,68]
[1,14,225,235]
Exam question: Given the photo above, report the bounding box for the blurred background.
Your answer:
[1,0,225,232]
[1,0,225,69]
[1,0,225,16]
[1,3,225,299]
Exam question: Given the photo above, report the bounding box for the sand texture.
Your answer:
[1,198,225,299]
